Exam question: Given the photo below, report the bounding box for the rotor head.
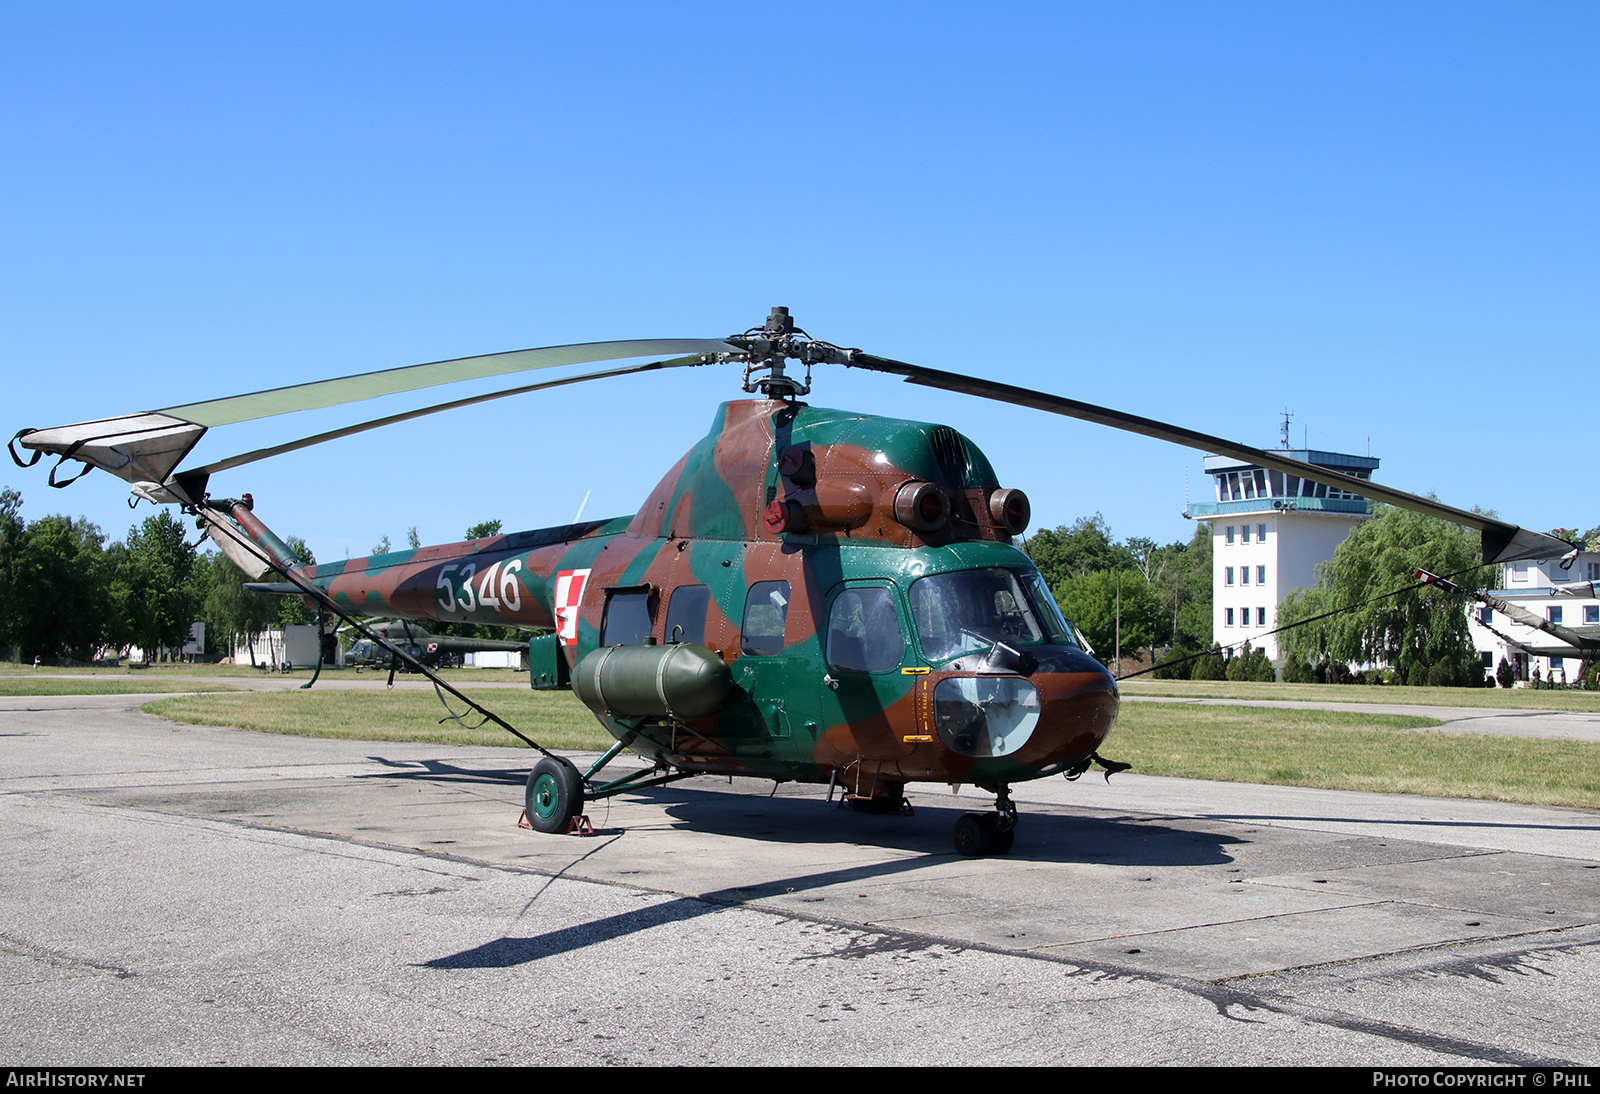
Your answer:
[726,306,861,400]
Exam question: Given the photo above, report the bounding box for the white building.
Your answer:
[1184,449,1379,661]
[1468,554,1600,684]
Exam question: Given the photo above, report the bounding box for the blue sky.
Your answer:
[3,3,1596,561]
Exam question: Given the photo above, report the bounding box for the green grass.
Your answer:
[1118,676,1600,712]
[1110,703,1600,809]
[0,660,531,683]
[0,679,244,696]
[143,688,611,750]
[140,686,1600,810]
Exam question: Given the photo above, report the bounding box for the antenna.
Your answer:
[1280,407,1294,449]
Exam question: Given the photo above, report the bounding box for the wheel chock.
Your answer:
[519,810,594,836]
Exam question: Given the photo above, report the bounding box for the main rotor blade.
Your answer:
[166,337,738,427]
[849,354,1573,565]
[195,355,709,476]
[15,337,737,487]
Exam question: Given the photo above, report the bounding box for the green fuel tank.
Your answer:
[573,642,734,721]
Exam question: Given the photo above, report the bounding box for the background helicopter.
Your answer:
[12,308,1578,855]
[241,601,534,670]
[341,618,529,670]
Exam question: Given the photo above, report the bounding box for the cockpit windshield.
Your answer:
[908,568,1078,662]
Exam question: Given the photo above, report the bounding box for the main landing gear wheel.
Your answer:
[952,783,1019,856]
[526,756,585,834]
[952,812,1016,856]
[953,813,990,856]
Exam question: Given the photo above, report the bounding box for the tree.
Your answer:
[115,510,200,660]
[465,519,503,540]
[1227,642,1275,682]
[1023,515,1136,590]
[203,553,282,665]
[0,490,23,655]
[1025,515,1212,655]
[1278,504,1491,687]
[1152,644,1196,679]
[6,515,111,660]
[1282,654,1315,683]
[407,526,420,550]
[1495,657,1516,689]
[275,537,317,625]
[1052,569,1160,663]
[1190,644,1227,680]
[1150,522,1212,650]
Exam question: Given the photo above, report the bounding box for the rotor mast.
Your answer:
[730,306,860,400]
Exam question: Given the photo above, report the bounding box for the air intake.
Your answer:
[930,426,971,484]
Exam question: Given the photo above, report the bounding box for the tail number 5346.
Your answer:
[435,559,523,615]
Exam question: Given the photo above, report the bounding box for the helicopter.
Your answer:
[326,615,529,670]
[11,308,1578,855]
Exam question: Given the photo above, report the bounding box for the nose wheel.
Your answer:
[952,784,1017,856]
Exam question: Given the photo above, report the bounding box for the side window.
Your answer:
[664,584,710,646]
[741,580,791,656]
[601,589,652,647]
[827,587,905,673]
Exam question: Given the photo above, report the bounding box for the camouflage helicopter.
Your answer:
[12,308,1576,855]
[328,617,529,670]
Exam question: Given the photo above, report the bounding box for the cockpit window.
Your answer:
[909,568,1077,662]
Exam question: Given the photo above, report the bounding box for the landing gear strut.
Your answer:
[952,783,1017,856]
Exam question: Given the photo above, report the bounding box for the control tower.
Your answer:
[1183,448,1379,661]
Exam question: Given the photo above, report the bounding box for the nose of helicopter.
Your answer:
[929,658,1119,773]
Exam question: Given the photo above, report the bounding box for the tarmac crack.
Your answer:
[0,931,137,980]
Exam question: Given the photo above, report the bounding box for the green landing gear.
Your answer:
[525,756,585,834]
